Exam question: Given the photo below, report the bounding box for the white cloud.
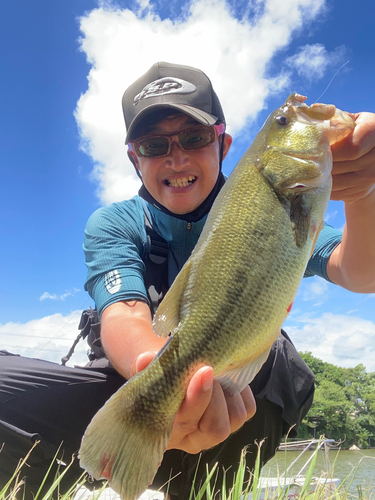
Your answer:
[3,310,374,375]
[0,311,89,367]
[324,209,338,224]
[39,288,80,301]
[301,276,329,301]
[75,0,329,205]
[332,330,373,360]
[286,43,346,81]
[285,312,375,372]
[346,309,359,314]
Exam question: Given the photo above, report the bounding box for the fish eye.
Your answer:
[275,115,289,126]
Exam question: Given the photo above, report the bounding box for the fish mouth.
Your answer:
[164,176,197,188]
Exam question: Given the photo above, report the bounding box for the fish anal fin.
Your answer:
[153,260,192,338]
[215,348,271,396]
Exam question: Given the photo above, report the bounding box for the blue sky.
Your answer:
[1,0,374,369]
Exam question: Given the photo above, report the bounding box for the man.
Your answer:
[0,62,374,499]
[83,61,375,495]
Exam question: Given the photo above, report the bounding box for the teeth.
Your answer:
[166,176,196,187]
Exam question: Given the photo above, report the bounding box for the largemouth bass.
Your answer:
[79,94,355,499]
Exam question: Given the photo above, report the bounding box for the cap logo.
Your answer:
[134,77,196,105]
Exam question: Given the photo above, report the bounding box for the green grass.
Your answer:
[1,440,374,500]
[0,442,89,500]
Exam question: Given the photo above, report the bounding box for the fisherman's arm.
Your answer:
[100,300,166,379]
[326,111,375,293]
[100,300,256,453]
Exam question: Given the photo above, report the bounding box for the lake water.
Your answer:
[261,448,375,496]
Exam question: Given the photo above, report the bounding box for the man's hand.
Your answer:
[331,112,375,204]
[132,351,256,454]
[326,111,375,292]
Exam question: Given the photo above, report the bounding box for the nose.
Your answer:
[164,141,191,170]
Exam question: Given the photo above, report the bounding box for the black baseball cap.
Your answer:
[122,62,226,143]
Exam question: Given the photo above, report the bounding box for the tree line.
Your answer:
[297,352,375,448]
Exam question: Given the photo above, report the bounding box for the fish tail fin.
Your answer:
[79,382,173,500]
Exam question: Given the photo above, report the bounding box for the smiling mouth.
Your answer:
[165,176,196,188]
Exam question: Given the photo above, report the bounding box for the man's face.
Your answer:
[130,114,232,215]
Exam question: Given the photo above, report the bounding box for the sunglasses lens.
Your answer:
[138,137,170,157]
[134,126,218,158]
[179,127,214,150]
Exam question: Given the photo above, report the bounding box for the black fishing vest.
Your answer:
[61,214,169,364]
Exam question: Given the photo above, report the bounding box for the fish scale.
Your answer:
[79,94,355,500]
[183,169,298,357]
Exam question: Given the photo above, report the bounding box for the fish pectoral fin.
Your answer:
[79,381,173,500]
[290,195,311,249]
[215,348,271,396]
[153,260,192,338]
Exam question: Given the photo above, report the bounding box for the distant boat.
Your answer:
[278,438,318,451]
[349,444,360,451]
[245,475,341,499]
[245,438,341,499]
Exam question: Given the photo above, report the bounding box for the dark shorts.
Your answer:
[0,332,314,499]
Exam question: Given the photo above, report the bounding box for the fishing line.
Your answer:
[1,332,77,340]
[32,296,91,358]
[313,60,350,103]
[2,345,72,354]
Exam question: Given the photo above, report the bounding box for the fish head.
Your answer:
[256,93,355,197]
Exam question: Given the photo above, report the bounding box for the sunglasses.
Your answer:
[128,123,225,158]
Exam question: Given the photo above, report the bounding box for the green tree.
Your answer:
[309,378,352,441]
[299,352,375,448]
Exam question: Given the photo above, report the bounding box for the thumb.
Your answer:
[130,351,157,377]
[179,366,214,416]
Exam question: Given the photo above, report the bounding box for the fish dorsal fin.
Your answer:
[153,260,192,338]
[290,195,311,249]
[215,347,271,396]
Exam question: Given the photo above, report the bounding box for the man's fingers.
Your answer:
[197,380,231,442]
[173,374,233,452]
[332,146,375,175]
[177,366,214,430]
[219,385,256,434]
[240,385,257,421]
[331,112,375,161]
[166,366,215,452]
[174,369,257,452]
[130,351,157,376]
